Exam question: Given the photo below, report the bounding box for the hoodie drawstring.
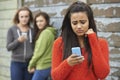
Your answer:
[17,29,32,43]
[29,29,32,43]
[17,29,20,37]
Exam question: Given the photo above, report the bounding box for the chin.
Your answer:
[77,35,84,37]
[77,34,84,37]
[38,27,43,30]
[76,33,84,36]
[22,22,27,25]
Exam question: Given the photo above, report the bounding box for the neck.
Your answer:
[17,23,29,32]
[77,36,85,48]
[17,23,28,28]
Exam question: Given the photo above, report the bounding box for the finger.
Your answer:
[70,57,82,62]
[28,70,34,73]
[71,59,83,65]
[69,56,82,62]
[71,54,79,58]
[72,56,84,60]
[78,57,85,63]
[69,57,79,63]
[89,28,93,31]
[76,56,84,60]
[88,28,94,33]
[72,56,84,63]
[78,56,84,59]
[28,69,31,73]
[70,60,80,64]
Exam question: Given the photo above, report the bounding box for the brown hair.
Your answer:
[33,12,51,43]
[13,7,33,26]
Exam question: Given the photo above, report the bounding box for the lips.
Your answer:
[76,30,84,33]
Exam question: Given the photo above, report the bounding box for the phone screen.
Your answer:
[71,47,81,56]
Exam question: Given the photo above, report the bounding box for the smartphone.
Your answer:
[21,32,27,39]
[71,47,81,56]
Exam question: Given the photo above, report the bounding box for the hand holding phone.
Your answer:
[21,32,27,39]
[71,47,81,56]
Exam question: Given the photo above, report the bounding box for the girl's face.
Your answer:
[36,15,47,30]
[70,12,89,37]
[18,10,30,25]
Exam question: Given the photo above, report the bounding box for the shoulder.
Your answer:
[41,27,55,36]
[43,28,51,34]
[40,30,51,38]
[41,27,51,34]
[8,25,17,32]
[52,37,63,50]
[54,37,62,45]
[37,27,54,40]
[9,25,16,29]
[98,38,107,43]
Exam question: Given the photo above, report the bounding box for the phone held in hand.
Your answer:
[71,47,81,56]
[21,32,27,39]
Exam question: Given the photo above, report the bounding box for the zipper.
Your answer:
[17,29,27,62]
[24,41,26,61]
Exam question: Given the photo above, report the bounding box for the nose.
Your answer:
[77,23,82,28]
[37,21,41,24]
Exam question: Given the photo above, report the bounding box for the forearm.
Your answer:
[52,59,73,80]
[7,39,21,51]
[88,33,110,78]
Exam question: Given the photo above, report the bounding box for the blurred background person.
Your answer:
[28,12,56,80]
[6,7,34,80]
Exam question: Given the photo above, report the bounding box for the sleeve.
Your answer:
[6,28,21,51]
[88,33,110,79]
[28,30,51,69]
[51,38,73,80]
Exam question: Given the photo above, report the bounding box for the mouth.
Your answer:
[76,30,84,33]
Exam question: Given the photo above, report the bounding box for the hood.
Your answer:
[46,27,57,36]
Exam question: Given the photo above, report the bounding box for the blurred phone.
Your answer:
[21,32,27,39]
[71,47,81,56]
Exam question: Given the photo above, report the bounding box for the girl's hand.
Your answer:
[85,28,94,35]
[67,54,84,66]
[18,36,27,42]
[28,68,35,73]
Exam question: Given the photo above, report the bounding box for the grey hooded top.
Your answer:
[6,25,34,62]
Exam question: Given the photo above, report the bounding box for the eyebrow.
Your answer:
[79,20,87,21]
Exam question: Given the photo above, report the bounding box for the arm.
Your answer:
[51,37,73,80]
[6,28,21,51]
[88,33,110,79]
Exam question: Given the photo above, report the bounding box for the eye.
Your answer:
[36,20,43,23]
[36,20,40,23]
[80,20,86,24]
[72,21,78,25]
[20,16,23,18]
[25,15,29,18]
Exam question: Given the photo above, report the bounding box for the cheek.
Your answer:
[71,22,75,30]
[84,23,89,31]
[41,21,47,27]
[71,24,77,33]
[19,17,22,21]
[26,17,30,21]
[36,22,39,26]
[24,17,30,22]
[37,21,46,28]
